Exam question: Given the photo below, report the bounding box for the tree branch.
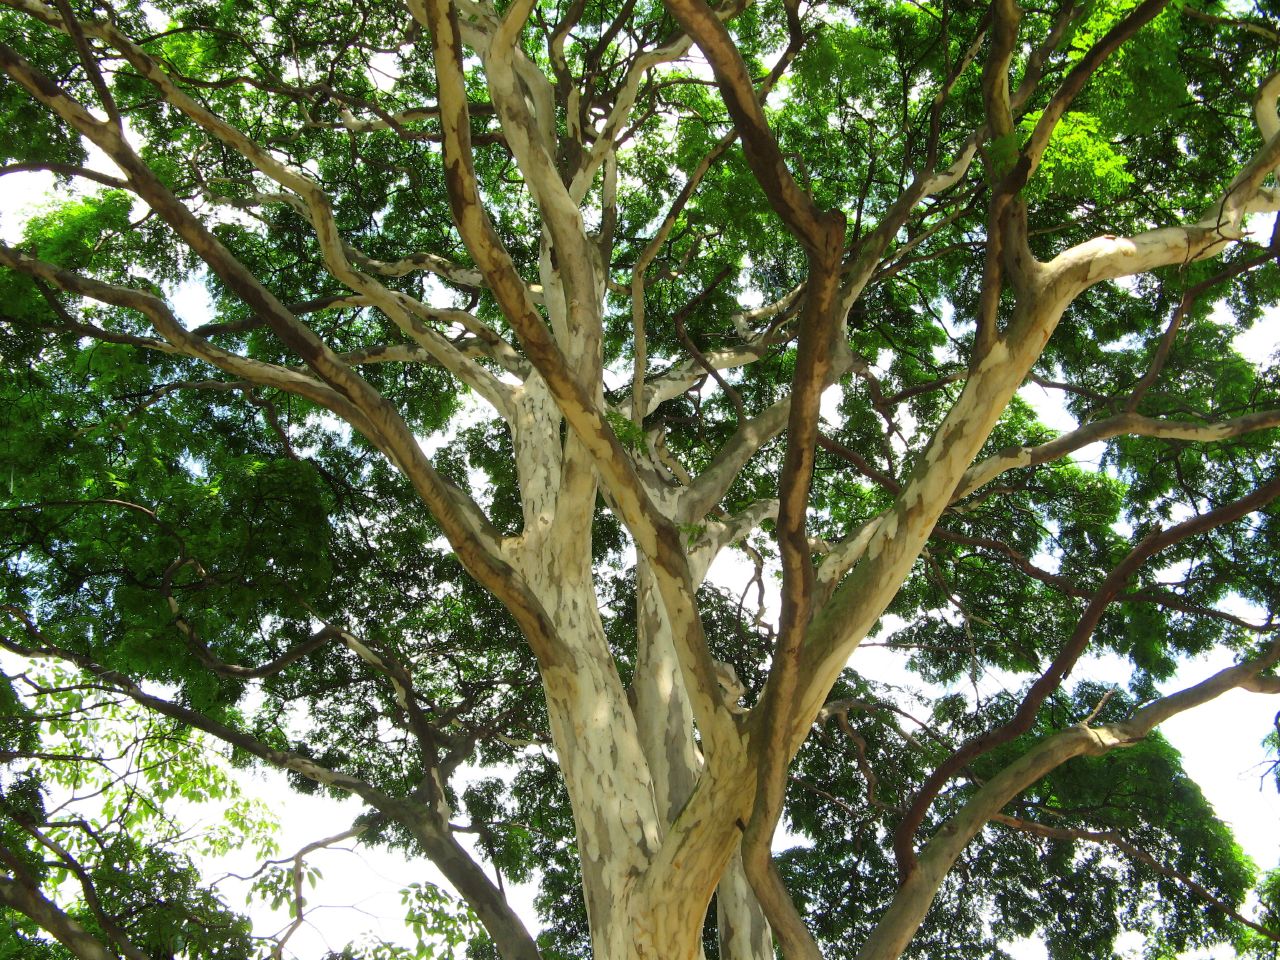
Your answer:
[954,409,1280,503]
[0,873,126,960]
[413,0,738,757]
[0,160,127,189]
[990,813,1280,942]
[895,468,1280,879]
[0,39,566,671]
[855,638,1280,960]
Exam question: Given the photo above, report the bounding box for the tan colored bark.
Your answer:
[8,2,1280,958]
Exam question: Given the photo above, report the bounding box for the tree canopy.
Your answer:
[2,0,1280,957]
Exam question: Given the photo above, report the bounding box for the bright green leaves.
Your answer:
[320,884,492,960]
[0,658,268,959]
[70,340,153,394]
[400,881,486,958]
[1021,111,1133,201]
[249,860,323,914]
[157,28,223,78]
[604,409,645,452]
[782,10,924,212]
[0,331,341,704]
[795,19,885,90]
[0,86,86,169]
[988,130,1023,183]
[21,190,135,272]
[1067,0,1194,137]
[11,662,273,847]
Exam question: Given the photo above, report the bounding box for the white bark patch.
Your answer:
[633,563,700,827]
[975,338,1010,372]
[717,848,772,960]
[511,375,564,532]
[877,510,898,545]
[340,631,410,710]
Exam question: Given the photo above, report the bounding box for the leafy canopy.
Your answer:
[1,0,1279,957]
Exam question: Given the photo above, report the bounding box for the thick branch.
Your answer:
[0,160,127,189]
[660,0,835,252]
[855,639,1280,960]
[895,468,1280,879]
[954,409,1280,503]
[412,0,738,755]
[0,874,126,960]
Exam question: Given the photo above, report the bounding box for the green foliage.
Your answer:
[23,191,135,271]
[1021,111,1133,200]
[1,0,1279,957]
[0,660,266,959]
[400,882,487,958]
[604,410,645,452]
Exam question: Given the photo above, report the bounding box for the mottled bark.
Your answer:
[633,557,773,959]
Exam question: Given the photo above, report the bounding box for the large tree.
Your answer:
[2,0,1280,956]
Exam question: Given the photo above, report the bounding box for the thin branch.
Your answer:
[894,470,1280,879]
[10,824,150,960]
[1126,229,1280,413]
[0,160,127,189]
[991,813,1280,942]
[0,606,398,807]
[271,823,373,960]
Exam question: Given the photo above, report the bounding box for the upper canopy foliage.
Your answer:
[1,0,1280,957]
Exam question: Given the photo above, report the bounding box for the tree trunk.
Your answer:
[717,848,774,960]
[634,557,773,959]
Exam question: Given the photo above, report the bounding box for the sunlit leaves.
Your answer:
[0,659,268,958]
[22,191,134,272]
[1021,111,1133,201]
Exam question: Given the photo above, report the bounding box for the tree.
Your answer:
[1,0,1280,955]
[0,659,269,960]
